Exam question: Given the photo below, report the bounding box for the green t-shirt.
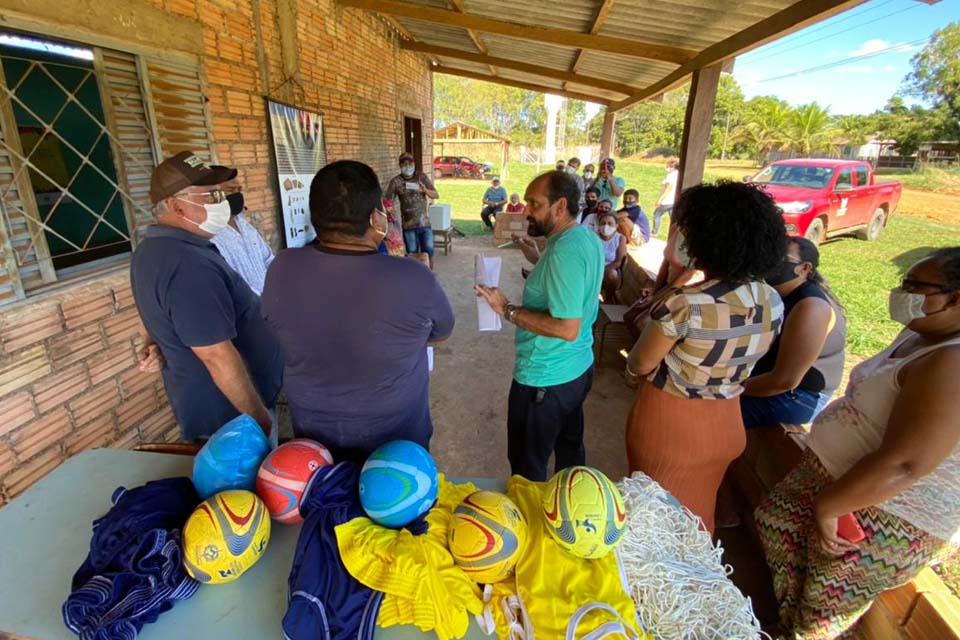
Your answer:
[514,225,604,387]
[594,176,626,211]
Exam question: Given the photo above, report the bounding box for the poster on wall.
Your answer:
[266,99,326,248]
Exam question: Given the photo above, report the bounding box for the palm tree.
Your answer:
[785,103,839,157]
[733,100,790,164]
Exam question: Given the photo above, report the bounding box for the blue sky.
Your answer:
[732,0,959,115]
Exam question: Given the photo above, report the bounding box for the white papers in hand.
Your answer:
[475,254,503,332]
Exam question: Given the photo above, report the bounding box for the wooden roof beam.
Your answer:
[339,0,696,64]
[402,42,634,96]
[447,0,496,76]
[433,66,612,106]
[611,0,869,111]
[566,0,616,89]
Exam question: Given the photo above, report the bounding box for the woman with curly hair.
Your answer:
[624,181,787,533]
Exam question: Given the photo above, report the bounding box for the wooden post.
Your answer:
[599,109,616,159]
[677,62,722,191]
[501,142,509,181]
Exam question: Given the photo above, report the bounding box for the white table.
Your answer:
[0,449,495,639]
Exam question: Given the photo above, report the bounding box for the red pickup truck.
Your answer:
[747,159,902,244]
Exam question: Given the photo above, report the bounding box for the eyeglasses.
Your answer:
[900,277,955,294]
[177,189,226,203]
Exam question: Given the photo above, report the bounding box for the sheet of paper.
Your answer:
[475,253,502,332]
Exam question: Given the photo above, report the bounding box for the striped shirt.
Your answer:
[648,279,784,399]
[210,215,274,296]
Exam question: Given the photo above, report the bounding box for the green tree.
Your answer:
[784,103,838,156]
[834,114,874,148]
[433,74,546,146]
[733,97,791,164]
[904,21,960,140]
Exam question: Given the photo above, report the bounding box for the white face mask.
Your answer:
[584,171,594,180]
[401,165,415,178]
[566,166,577,175]
[888,288,930,326]
[601,224,617,237]
[675,230,695,268]
[179,198,231,235]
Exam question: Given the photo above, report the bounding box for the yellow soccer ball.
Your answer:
[542,466,626,559]
[182,490,271,584]
[449,491,527,584]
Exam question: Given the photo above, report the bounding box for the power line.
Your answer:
[739,2,921,67]
[754,37,928,83]
[753,0,896,55]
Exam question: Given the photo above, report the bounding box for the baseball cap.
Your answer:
[398,152,415,164]
[149,151,237,204]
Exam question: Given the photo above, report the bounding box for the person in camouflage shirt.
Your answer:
[384,152,439,269]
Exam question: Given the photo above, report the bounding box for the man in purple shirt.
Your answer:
[261,160,455,460]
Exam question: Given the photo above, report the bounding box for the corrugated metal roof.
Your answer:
[352,0,868,109]
[481,34,578,71]
[396,17,480,51]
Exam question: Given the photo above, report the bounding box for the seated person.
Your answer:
[740,236,846,427]
[506,193,524,213]
[616,188,650,245]
[580,186,600,223]
[481,177,508,230]
[581,198,611,234]
[597,211,627,302]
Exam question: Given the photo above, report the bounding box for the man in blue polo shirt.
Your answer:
[131,152,284,442]
[475,170,604,480]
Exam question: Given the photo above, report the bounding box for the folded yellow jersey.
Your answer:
[484,476,653,640]
[335,475,484,640]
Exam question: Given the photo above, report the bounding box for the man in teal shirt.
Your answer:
[589,157,626,211]
[476,171,604,480]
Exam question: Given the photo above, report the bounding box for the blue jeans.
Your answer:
[652,205,672,235]
[739,388,833,429]
[403,227,434,257]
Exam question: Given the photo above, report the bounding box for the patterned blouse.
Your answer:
[648,279,784,399]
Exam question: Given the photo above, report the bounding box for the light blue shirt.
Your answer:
[210,215,274,296]
[484,186,508,205]
[514,225,604,387]
[593,176,626,211]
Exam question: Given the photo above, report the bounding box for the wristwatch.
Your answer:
[503,303,521,324]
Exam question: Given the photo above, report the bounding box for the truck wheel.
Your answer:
[805,218,826,245]
[857,208,886,241]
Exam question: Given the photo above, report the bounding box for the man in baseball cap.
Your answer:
[383,151,439,268]
[130,151,284,443]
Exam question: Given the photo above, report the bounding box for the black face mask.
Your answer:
[766,260,802,286]
[226,192,244,216]
[585,199,598,210]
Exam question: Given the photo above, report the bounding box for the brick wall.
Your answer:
[0,0,433,502]
[0,271,178,503]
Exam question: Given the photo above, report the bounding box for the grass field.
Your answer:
[436,160,960,358]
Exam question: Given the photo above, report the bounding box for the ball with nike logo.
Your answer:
[541,466,626,559]
[182,490,271,584]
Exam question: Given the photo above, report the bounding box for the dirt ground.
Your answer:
[897,188,960,225]
[425,234,636,481]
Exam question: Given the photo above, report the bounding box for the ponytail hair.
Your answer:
[790,236,844,310]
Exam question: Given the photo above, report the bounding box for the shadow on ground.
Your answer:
[428,234,634,482]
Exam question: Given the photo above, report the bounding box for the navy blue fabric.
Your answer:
[261,246,454,457]
[64,478,201,640]
[283,463,383,640]
[621,204,650,242]
[740,388,833,428]
[130,225,284,440]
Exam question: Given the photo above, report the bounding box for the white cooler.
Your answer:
[429,203,452,230]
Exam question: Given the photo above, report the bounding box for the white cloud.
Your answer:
[836,64,874,74]
[735,70,765,87]
[849,39,889,57]
[883,64,897,73]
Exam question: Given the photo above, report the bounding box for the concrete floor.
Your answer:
[426,233,636,481]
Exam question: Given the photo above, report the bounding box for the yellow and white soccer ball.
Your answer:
[449,491,528,584]
[541,466,627,559]
[182,489,271,584]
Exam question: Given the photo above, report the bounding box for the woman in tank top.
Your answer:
[755,247,960,639]
[740,236,847,427]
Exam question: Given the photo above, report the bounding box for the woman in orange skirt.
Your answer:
[625,181,787,533]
